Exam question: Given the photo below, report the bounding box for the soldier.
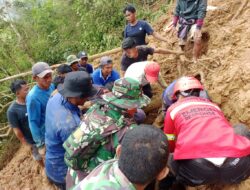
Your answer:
[73,125,169,190]
[63,77,150,189]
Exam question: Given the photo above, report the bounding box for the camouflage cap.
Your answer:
[101,77,151,109]
[67,55,79,66]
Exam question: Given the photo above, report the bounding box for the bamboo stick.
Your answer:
[0,47,122,83]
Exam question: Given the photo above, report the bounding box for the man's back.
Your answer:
[124,61,148,86]
[164,97,250,159]
[64,102,136,189]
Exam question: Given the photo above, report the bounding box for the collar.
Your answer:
[99,69,111,81]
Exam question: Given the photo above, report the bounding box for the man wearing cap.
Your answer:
[67,55,85,72]
[26,62,54,157]
[121,37,182,76]
[45,71,97,190]
[63,77,150,189]
[124,61,167,98]
[92,56,120,88]
[77,51,94,74]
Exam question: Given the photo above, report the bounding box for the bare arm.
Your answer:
[13,127,27,144]
[158,73,168,89]
[154,48,183,55]
[152,32,168,43]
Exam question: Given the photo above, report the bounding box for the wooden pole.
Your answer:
[0,47,122,83]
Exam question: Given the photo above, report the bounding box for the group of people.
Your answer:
[6,2,250,190]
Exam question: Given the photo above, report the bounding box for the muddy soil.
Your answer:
[0,0,250,189]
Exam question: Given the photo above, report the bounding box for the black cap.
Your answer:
[58,71,97,98]
[57,64,72,74]
[122,37,136,49]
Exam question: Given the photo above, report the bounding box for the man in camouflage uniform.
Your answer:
[73,125,170,190]
[63,77,150,189]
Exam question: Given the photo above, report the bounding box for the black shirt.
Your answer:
[121,46,154,71]
[7,101,35,144]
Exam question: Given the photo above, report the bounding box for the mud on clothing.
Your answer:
[124,20,154,46]
[45,92,81,185]
[164,97,250,159]
[121,46,154,71]
[26,84,54,148]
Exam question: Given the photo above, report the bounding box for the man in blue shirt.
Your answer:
[77,51,94,74]
[26,62,54,158]
[92,56,120,88]
[123,4,168,45]
[45,71,97,190]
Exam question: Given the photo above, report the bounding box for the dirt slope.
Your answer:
[0,0,250,189]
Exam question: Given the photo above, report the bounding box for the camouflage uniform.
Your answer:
[63,78,150,189]
[73,159,136,190]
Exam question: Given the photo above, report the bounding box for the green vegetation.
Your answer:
[0,0,171,79]
[0,0,171,168]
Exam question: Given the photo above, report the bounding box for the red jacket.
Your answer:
[164,97,250,160]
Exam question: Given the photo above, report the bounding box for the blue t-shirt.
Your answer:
[26,84,54,148]
[78,63,94,74]
[45,92,81,184]
[92,68,120,87]
[124,20,154,45]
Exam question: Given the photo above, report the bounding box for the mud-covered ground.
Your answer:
[0,0,250,189]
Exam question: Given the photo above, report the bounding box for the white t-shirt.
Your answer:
[124,61,149,86]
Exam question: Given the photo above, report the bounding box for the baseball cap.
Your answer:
[100,56,112,66]
[32,62,53,78]
[67,55,79,66]
[58,71,97,98]
[144,61,160,83]
[122,37,136,49]
[77,51,88,59]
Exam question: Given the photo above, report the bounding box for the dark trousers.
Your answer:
[142,83,153,98]
[169,124,250,186]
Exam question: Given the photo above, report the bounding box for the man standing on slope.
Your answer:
[26,62,54,159]
[168,0,207,63]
